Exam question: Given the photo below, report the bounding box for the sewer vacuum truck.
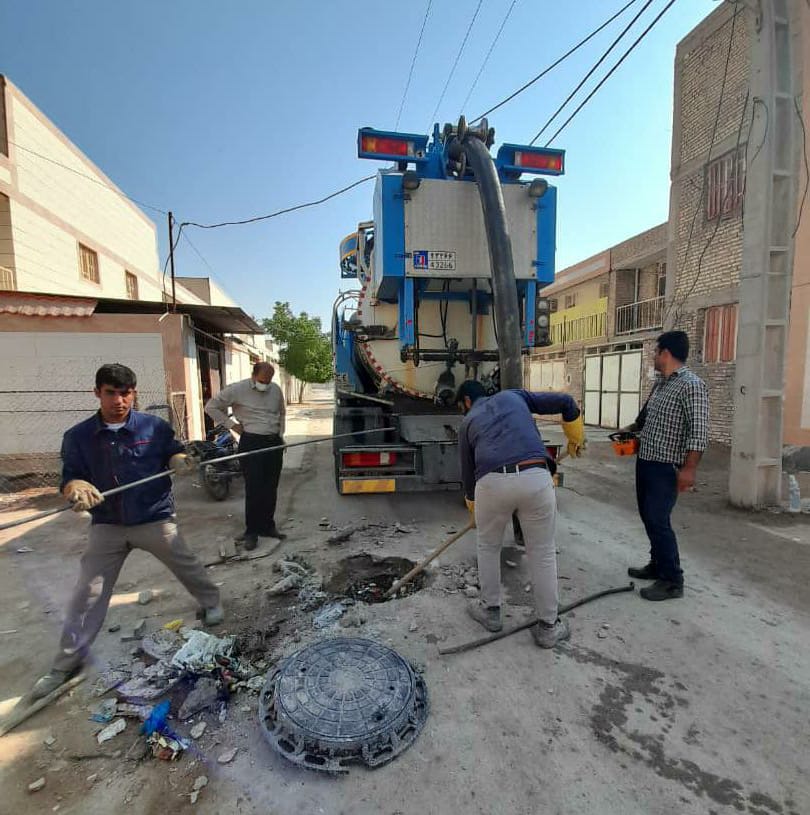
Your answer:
[331,117,563,494]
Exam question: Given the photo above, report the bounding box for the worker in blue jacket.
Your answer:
[457,382,585,648]
[30,363,222,699]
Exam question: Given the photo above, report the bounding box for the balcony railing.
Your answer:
[615,296,664,335]
[549,298,607,347]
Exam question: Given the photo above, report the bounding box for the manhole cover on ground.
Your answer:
[259,637,429,773]
[325,554,426,602]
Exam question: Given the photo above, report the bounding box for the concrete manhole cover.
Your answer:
[258,637,428,773]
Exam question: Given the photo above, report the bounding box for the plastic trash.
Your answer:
[141,699,171,736]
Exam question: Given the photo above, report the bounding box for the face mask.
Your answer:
[254,381,269,392]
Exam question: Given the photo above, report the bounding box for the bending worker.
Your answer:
[32,364,222,699]
[457,382,585,648]
[205,361,286,549]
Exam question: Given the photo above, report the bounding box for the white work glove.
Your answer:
[169,453,196,476]
[63,479,104,512]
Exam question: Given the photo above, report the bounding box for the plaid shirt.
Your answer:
[638,366,709,465]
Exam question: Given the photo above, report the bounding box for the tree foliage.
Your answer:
[263,301,332,402]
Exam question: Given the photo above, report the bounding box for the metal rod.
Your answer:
[0,673,87,738]
[0,428,389,532]
[383,519,475,599]
[168,211,177,312]
[437,582,636,656]
[335,390,395,407]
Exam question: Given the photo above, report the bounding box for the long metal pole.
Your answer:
[168,211,177,312]
[0,428,389,532]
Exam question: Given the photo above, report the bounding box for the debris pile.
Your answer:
[437,562,480,596]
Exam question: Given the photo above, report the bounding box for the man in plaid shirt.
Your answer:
[626,331,709,601]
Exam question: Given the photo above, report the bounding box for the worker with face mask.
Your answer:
[205,362,286,549]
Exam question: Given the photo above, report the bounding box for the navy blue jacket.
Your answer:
[458,389,580,500]
[60,410,184,525]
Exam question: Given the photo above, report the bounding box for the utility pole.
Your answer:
[729,0,798,507]
[168,211,177,312]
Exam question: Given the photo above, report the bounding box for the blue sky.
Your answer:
[1,0,714,324]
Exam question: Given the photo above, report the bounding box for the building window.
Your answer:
[657,263,667,298]
[548,298,558,313]
[0,264,13,290]
[78,243,99,283]
[706,148,745,220]
[598,281,609,299]
[0,76,7,156]
[564,293,577,309]
[125,271,138,300]
[703,304,738,362]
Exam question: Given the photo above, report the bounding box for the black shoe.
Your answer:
[628,562,658,580]
[640,579,683,601]
[243,533,259,551]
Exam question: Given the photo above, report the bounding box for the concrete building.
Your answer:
[0,76,270,488]
[528,224,667,429]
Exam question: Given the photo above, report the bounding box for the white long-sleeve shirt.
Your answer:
[204,379,286,436]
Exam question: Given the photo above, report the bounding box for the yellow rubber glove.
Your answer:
[63,479,104,512]
[561,414,586,458]
[169,453,196,476]
[465,497,476,527]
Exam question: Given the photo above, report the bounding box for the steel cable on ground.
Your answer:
[395,0,434,130]
[536,0,679,147]
[458,0,518,117]
[528,0,655,146]
[427,0,486,129]
[469,0,639,124]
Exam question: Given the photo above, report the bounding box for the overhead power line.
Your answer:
[529,0,655,146]
[7,140,168,215]
[395,0,434,130]
[427,0,486,129]
[470,0,639,124]
[181,175,376,230]
[458,0,518,117]
[538,0,679,147]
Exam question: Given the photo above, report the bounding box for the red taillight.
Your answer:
[359,135,412,157]
[342,451,397,467]
[515,150,564,173]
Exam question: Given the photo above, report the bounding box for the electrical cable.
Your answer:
[469,0,639,124]
[538,0,679,147]
[427,0,486,129]
[792,95,809,238]
[395,0,434,130]
[528,0,655,146]
[7,140,168,215]
[180,175,375,230]
[458,0,518,116]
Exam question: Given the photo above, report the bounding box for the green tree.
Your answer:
[263,301,332,403]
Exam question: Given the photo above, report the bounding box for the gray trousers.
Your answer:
[474,467,559,624]
[53,519,220,672]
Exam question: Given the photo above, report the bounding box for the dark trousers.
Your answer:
[635,457,683,585]
[238,432,283,536]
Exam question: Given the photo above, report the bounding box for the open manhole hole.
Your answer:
[324,555,426,603]
[259,637,429,773]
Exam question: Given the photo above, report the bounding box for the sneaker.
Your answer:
[628,562,658,580]
[203,605,225,626]
[466,600,503,632]
[639,579,684,601]
[531,618,570,649]
[31,669,75,700]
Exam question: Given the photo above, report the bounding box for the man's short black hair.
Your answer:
[253,361,275,377]
[95,363,137,390]
[456,379,487,405]
[657,330,689,363]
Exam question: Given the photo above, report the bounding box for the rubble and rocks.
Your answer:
[121,619,148,642]
[141,630,184,662]
[266,573,304,595]
[178,677,220,720]
[92,670,128,696]
[190,775,208,804]
[43,734,56,747]
[190,721,207,739]
[217,747,238,764]
[313,602,346,628]
[148,732,188,761]
[171,630,234,673]
[96,718,126,744]
[28,777,46,793]
[137,590,153,605]
[107,623,121,633]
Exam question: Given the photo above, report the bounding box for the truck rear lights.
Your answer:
[495,143,565,177]
[357,128,429,163]
[361,135,412,157]
[342,452,398,468]
[515,150,564,173]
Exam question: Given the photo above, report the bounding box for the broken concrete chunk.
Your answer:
[137,590,153,605]
[190,721,207,739]
[107,623,121,633]
[96,718,126,744]
[217,747,238,764]
[179,677,220,721]
[193,775,208,791]
[121,618,148,641]
[92,670,128,696]
[43,734,56,747]
[218,539,238,560]
[28,777,46,793]
[463,585,480,598]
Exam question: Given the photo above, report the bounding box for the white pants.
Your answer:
[474,467,558,624]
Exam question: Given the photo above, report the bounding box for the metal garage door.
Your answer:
[583,350,642,428]
[528,359,566,391]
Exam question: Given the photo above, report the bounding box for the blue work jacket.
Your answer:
[458,389,580,500]
[60,410,184,525]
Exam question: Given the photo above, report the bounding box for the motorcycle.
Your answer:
[186,425,240,501]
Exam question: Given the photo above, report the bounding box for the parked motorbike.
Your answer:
[186,425,240,501]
